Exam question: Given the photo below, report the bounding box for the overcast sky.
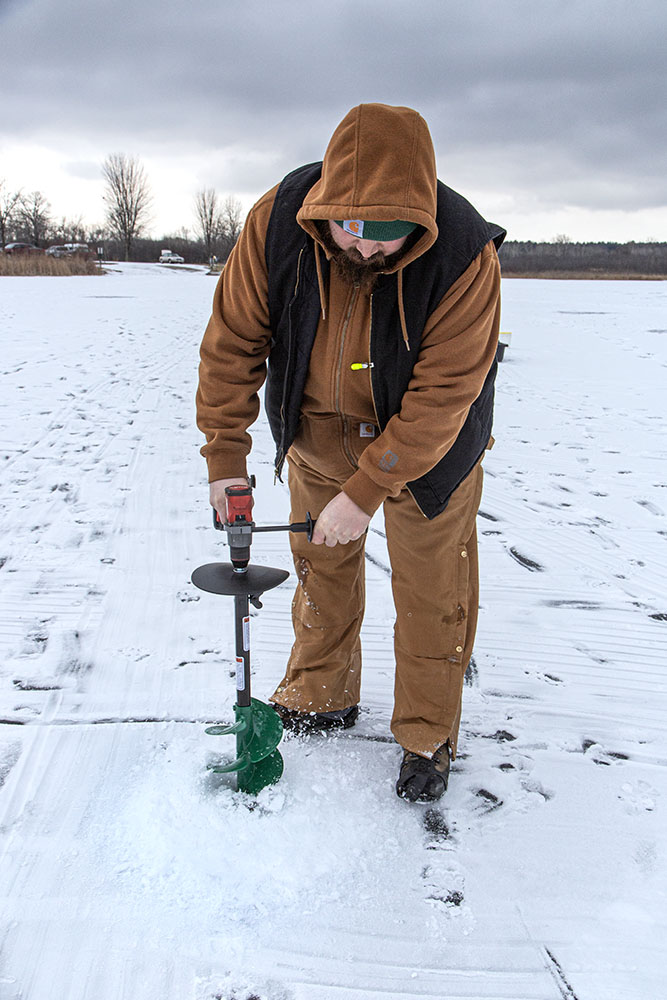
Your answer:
[1,0,665,242]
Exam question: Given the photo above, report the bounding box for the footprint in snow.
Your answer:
[528,670,564,685]
[633,840,658,874]
[420,812,468,914]
[636,498,664,517]
[463,656,478,687]
[12,678,62,692]
[0,742,22,789]
[618,780,658,814]
[542,599,602,610]
[178,590,200,602]
[212,984,293,1000]
[508,547,545,572]
[422,868,465,909]
[423,806,451,845]
[475,788,503,813]
[582,739,629,766]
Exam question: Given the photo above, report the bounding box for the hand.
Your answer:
[312,492,371,547]
[209,477,251,523]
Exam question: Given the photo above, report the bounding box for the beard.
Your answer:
[315,221,411,290]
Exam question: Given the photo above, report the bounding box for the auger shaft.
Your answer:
[234,591,252,709]
[192,481,312,794]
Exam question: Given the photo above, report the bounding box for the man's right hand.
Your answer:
[209,478,251,524]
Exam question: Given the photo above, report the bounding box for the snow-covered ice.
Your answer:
[1,263,666,1000]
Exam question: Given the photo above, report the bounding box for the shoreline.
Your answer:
[501,272,667,280]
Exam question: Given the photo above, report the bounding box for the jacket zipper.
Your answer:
[334,285,359,468]
[368,293,380,428]
[274,246,305,481]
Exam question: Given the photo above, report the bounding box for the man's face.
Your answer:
[327,220,409,262]
[322,220,411,289]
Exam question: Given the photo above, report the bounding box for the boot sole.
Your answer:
[272,703,360,735]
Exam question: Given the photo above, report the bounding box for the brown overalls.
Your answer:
[196,104,502,760]
[272,446,483,758]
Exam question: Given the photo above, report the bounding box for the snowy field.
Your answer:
[1,263,666,1000]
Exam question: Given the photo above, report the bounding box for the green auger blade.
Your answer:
[205,718,248,737]
[237,747,283,795]
[239,699,283,762]
[206,699,284,792]
[208,754,250,774]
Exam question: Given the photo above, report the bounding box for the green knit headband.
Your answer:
[334,219,417,241]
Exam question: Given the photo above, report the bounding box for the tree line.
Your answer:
[0,153,243,264]
[499,239,667,277]
[3,157,666,275]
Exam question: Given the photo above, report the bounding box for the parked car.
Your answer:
[159,249,185,264]
[46,243,91,258]
[3,242,44,255]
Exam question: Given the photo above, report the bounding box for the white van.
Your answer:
[159,249,184,264]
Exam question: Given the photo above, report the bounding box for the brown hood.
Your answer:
[298,103,439,272]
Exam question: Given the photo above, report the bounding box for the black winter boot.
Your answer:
[396,743,450,802]
[271,703,359,735]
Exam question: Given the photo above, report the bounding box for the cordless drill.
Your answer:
[213,478,315,571]
[214,483,254,571]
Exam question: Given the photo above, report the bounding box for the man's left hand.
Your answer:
[312,492,371,546]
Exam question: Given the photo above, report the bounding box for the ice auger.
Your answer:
[191,480,315,794]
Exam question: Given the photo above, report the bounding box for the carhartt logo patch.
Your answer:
[379,449,398,472]
[359,423,376,438]
[343,220,364,237]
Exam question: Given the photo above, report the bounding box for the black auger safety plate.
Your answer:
[191,562,290,597]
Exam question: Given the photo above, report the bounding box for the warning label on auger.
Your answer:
[236,656,244,691]
[243,616,250,650]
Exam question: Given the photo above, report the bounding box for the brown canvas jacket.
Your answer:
[197,104,501,515]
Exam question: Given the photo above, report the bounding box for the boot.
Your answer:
[272,703,359,735]
[396,742,450,802]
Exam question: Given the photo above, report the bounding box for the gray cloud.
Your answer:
[64,160,101,181]
[1,0,665,218]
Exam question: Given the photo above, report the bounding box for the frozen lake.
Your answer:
[1,264,665,1000]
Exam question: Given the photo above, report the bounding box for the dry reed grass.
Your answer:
[0,254,102,277]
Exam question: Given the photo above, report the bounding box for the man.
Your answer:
[197,103,505,803]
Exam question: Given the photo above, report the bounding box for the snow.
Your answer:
[1,263,666,1000]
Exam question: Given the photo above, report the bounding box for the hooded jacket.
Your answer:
[197,103,505,518]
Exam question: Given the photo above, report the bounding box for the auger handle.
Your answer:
[212,508,315,542]
[252,512,316,542]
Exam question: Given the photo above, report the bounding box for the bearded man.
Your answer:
[196,103,505,803]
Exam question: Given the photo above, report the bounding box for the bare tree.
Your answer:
[52,215,87,244]
[194,188,220,262]
[20,191,52,247]
[218,195,244,261]
[0,180,23,247]
[86,224,108,248]
[102,153,152,261]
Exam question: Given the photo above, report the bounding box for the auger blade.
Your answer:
[205,699,284,792]
[237,748,284,794]
[241,699,283,762]
[207,753,250,774]
[205,718,248,737]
